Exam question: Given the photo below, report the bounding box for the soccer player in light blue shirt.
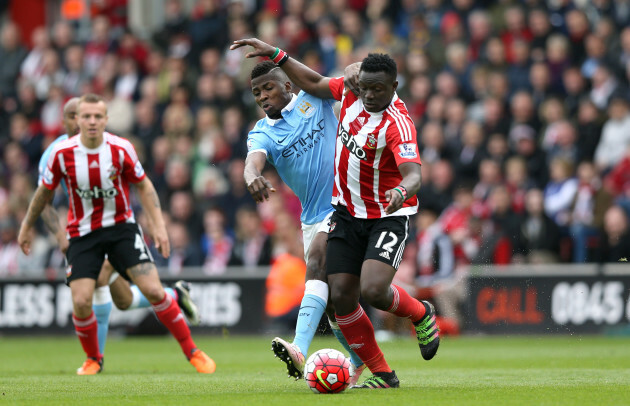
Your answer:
[243,61,364,382]
[38,98,197,356]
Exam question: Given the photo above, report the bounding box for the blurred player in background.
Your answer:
[37,97,200,359]
[233,39,440,389]
[19,94,213,375]
[232,56,365,383]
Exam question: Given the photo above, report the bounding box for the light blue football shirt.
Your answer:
[38,133,68,188]
[247,91,337,225]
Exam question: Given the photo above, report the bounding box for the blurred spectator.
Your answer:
[545,120,578,165]
[9,111,42,170]
[84,16,115,77]
[515,188,560,264]
[500,5,532,64]
[590,64,618,110]
[453,120,484,183]
[485,185,521,262]
[595,205,630,263]
[419,121,452,164]
[544,158,578,230]
[189,0,228,65]
[20,26,50,85]
[418,160,454,215]
[51,21,74,63]
[216,158,254,229]
[576,98,604,163]
[509,91,541,133]
[413,209,463,334]
[439,182,480,267]
[510,124,548,188]
[62,44,89,96]
[528,8,553,62]
[201,206,233,275]
[152,0,190,56]
[0,215,20,276]
[0,22,27,101]
[594,90,630,172]
[169,190,203,241]
[155,221,203,274]
[570,161,613,263]
[228,205,272,268]
[264,251,306,334]
[565,9,590,65]
[562,66,588,117]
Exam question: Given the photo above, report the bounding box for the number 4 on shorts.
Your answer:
[134,233,149,260]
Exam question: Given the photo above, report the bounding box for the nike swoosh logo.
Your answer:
[316,369,332,391]
[277,135,288,144]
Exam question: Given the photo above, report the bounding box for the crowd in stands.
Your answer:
[1,0,630,299]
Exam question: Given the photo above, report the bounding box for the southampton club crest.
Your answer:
[108,166,119,181]
[328,221,336,233]
[365,133,377,150]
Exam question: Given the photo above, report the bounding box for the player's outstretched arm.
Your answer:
[384,162,422,215]
[231,38,334,100]
[41,204,69,253]
[244,151,276,203]
[18,185,54,255]
[135,177,170,258]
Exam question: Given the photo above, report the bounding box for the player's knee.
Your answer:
[72,294,93,313]
[305,256,326,281]
[141,285,165,304]
[112,297,131,310]
[361,285,389,307]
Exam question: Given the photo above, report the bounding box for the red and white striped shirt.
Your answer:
[41,132,146,238]
[329,77,422,219]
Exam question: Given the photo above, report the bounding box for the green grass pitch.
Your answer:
[1,334,629,405]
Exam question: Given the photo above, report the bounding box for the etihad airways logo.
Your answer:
[75,186,119,199]
[339,127,367,160]
[281,118,325,158]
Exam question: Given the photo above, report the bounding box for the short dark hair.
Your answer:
[251,61,279,80]
[360,53,397,81]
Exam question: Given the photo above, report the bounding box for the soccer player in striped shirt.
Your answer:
[37,97,200,361]
[232,39,440,389]
[232,58,364,383]
[18,94,213,375]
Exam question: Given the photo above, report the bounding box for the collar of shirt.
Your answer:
[265,93,298,126]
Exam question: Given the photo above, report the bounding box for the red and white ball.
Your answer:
[304,348,351,394]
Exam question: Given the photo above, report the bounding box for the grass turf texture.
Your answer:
[1,335,629,405]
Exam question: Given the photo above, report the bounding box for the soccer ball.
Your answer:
[304,348,351,394]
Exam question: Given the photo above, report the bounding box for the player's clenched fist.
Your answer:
[247,176,276,203]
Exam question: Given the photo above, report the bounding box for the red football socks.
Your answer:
[336,305,391,374]
[387,284,427,323]
[152,293,196,358]
[72,312,101,361]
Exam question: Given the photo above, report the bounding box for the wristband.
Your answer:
[276,53,289,66]
[393,185,408,201]
[271,47,280,59]
[272,48,288,65]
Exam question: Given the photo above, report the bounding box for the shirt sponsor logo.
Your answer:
[75,186,119,199]
[398,143,418,159]
[281,118,325,158]
[340,127,367,160]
